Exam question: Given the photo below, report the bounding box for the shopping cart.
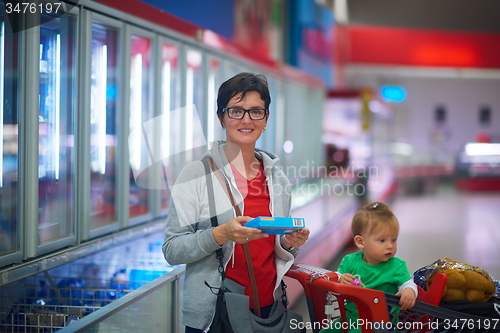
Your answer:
[286,263,500,333]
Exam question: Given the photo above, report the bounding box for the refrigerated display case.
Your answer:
[38,12,77,245]
[0,231,182,332]
[0,11,20,260]
[456,142,500,191]
[89,21,119,232]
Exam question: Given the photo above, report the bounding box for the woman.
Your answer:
[162,73,310,332]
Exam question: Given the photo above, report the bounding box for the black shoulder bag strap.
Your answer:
[202,157,262,318]
[201,159,225,284]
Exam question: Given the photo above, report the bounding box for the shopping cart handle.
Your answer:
[416,272,448,306]
[310,277,391,323]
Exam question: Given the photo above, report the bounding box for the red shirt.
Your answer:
[225,162,277,308]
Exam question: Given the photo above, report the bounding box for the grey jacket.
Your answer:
[162,141,298,330]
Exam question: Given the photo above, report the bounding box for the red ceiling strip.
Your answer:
[337,25,500,68]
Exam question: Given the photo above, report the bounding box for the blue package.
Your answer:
[244,217,305,234]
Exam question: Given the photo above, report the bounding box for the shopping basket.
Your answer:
[286,263,500,333]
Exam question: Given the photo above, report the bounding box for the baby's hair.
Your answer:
[352,202,399,237]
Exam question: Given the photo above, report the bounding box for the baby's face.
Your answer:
[361,226,398,265]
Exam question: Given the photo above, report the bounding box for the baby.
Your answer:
[320,202,417,332]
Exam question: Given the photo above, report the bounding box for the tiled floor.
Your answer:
[393,183,500,280]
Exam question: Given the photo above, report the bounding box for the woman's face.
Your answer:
[221,91,268,147]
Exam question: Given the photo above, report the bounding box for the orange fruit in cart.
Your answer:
[446,271,466,288]
[438,269,496,303]
[442,288,465,302]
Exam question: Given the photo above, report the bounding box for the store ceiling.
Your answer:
[343,0,500,33]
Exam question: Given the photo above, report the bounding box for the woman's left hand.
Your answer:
[283,228,310,249]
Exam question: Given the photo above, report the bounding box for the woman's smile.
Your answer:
[222,91,268,147]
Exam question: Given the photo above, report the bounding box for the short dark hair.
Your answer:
[216,73,271,121]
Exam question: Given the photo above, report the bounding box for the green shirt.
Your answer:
[339,251,412,293]
[320,251,412,333]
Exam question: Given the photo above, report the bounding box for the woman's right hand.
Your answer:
[212,216,268,246]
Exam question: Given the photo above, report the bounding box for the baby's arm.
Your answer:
[336,255,356,285]
[337,272,356,285]
[396,278,418,310]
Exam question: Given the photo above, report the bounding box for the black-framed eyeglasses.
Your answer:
[222,107,268,120]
